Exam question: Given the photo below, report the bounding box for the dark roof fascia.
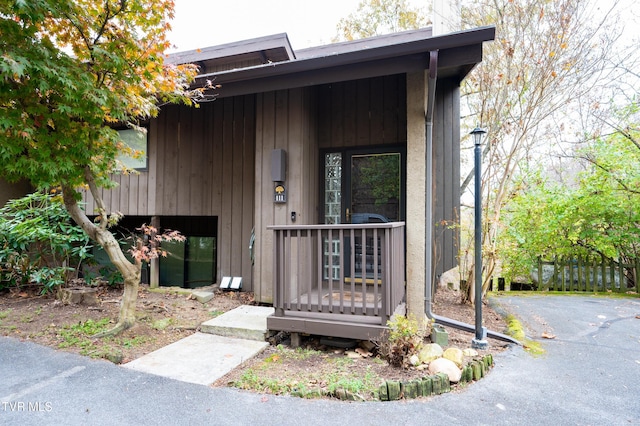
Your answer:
[211,53,431,99]
[199,26,494,82]
[205,45,484,99]
[166,33,295,65]
[295,27,434,59]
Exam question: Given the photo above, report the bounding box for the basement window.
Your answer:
[116,127,148,171]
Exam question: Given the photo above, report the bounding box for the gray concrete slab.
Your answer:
[122,332,268,385]
[191,290,214,303]
[201,305,275,341]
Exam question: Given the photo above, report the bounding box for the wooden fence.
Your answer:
[533,257,639,293]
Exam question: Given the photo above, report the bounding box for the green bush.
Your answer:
[379,315,427,369]
[0,191,93,293]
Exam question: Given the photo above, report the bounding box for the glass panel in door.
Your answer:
[323,150,403,281]
[348,153,401,223]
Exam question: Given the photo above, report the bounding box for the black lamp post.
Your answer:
[471,126,488,350]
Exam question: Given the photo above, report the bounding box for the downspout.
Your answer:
[423,51,518,345]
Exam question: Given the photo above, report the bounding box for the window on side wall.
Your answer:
[116,127,148,171]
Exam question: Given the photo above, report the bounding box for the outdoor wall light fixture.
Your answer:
[471,126,488,349]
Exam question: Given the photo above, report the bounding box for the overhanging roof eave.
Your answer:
[194,26,495,87]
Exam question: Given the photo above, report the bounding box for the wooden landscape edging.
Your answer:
[289,354,494,401]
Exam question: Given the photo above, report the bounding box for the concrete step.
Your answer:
[200,305,275,341]
[123,332,268,386]
[122,306,275,386]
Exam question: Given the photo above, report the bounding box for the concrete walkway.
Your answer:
[123,305,273,385]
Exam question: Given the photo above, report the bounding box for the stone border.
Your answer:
[289,354,494,401]
[377,354,494,401]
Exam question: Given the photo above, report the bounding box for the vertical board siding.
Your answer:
[318,75,406,149]
[241,95,257,288]
[80,96,256,290]
[253,91,276,303]
[356,79,371,146]
[433,78,461,276]
[162,105,180,214]
[254,87,318,303]
[219,97,235,278]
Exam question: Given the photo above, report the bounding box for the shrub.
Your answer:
[378,314,427,369]
[0,191,93,293]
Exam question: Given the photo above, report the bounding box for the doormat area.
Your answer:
[323,291,379,304]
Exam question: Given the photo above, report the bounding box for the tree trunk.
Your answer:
[62,179,141,337]
[90,227,141,337]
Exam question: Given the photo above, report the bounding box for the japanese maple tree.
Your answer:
[0,0,199,336]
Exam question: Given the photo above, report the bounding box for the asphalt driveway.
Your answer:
[1,294,638,425]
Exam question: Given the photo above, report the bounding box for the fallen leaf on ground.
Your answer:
[355,347,372,357]
[541,332,556,339]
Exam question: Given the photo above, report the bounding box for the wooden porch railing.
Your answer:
[266,222,406,340]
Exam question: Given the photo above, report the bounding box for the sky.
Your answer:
[168,0,428,52]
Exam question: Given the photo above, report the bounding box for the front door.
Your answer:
[323,147,405,225]
[322,147,405,281]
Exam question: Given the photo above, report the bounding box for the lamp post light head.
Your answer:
[470,127,487,146]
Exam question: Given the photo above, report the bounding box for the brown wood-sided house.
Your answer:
[82,26,496,340]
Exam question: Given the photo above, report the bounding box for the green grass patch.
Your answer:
[121,336,150,348]
[58,318,111,351]
[230,345,384,400]
[490,290,639,299]
[325,367,379,395]
[56,318,151,363]
[504,314,545,356]
[278,345,323,360]
[151,318,173,330]
[233,368,301,395]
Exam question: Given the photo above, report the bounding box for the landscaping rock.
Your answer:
[191,290,214,304]
[418,343,443,363]
[463,348,479,357]
[151,318,172,330]
[58,287,99,306]
[443,347,464,367]
[409,354,421,366]
[428,357,462,383]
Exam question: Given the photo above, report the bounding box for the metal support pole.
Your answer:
[471,127,488,349]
